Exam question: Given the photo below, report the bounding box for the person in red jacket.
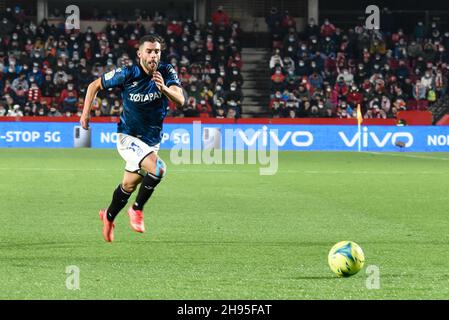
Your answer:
[212,6,230,27]
[320,18,336,37]
[271,68,286,92]
[227,54,243,70]
[333,77,349,99]
[166,20,183,37]
[347,85,363,106]
[58,83,78,108]
[197,99,212,117]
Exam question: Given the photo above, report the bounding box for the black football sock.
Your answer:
[132,173,161,211]
[106,184,132,222]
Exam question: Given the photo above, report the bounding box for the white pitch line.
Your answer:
[0,168,447,175]
[302,170,446,175]
[367,152,449,161]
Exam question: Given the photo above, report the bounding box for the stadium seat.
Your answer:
[40,97,54,106]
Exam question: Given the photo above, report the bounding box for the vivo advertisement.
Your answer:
[1,122,449,152]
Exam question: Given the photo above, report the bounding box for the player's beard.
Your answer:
[143,59,158,74]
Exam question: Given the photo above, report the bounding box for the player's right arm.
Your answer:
[80,78,102,130]
[80,67,130,129]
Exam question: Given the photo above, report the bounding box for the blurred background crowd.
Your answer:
[0,5,243,118]
[1,4,449,120]
[266,7,449,119]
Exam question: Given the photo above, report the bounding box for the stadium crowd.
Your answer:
[266,7,449,119]
[0,5,243,118]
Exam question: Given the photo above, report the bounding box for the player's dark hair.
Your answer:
[139,34,166,50]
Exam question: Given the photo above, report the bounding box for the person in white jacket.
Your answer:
[269,48,284,70]
[420,71,434,89]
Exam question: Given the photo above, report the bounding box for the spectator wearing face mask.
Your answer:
[48,104,62,117]
[200,86,214,104]
[231,21,242,41]
[296,60,309,77]
[98,98,110,115]
[336,100,352,118]
[224,82,243,102]
[269,49,283,70]
[421,71,434,90]
[283,28,297,49]
[283,70,297,91]
[58,83,78,108]
[412,79,427,101]
[337,68,354,85]
[333,76,349,99]
[61,90,78,115]
[187,83,201,102]
[269,90,285,118]
[27,63,44,87]
[413,21,426,41]
[212,84,225,105]
[224,82,243,116]
[322,36,336,57]
[271,67,285,92]
[11,72,29,105]
[308,72,324,90]
[311,51,325,72]
[0,17,14,36]
[227,54,243,70]
[297,42,309,58]
[9,31,22,54]
[197,99,212,117]
[347,85,363,106]
[105,18,123,40]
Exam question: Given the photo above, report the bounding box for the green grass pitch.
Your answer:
[1,148,449,299]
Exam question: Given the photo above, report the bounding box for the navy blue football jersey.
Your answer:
[101,63,181,146]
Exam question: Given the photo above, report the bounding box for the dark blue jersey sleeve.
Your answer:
[163,64,182,88]
[101,67,132,89]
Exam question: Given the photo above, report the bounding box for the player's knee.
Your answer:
[121,182,137,193]
[154,157,167,178]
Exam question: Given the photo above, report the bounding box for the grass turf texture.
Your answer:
[0,148,448,299]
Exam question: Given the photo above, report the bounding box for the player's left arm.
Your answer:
[153,70,185,107]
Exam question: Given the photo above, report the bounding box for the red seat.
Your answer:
[406,99,417,110]
[40,97,54,106]
[417,100,428,110]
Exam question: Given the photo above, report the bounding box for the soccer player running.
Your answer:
[80,35,185,242]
